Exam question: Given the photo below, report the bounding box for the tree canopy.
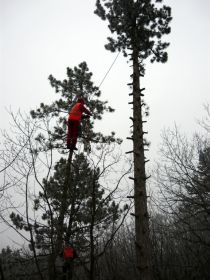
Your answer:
[95,0,172,64]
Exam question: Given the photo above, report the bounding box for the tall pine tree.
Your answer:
[94,1,172,279]
[30,61,119,262]
[34,152,122,280]
[31,61,116,151]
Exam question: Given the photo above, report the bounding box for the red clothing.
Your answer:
[62,246,77,280]
[69,102,91,121]
[64,246,74,259]
[67,120,79,149]
[67,101,91,150]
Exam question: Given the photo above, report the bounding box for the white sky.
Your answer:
[0,0,210,247]
[1,0,210,154]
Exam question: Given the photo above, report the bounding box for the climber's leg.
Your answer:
[67,120,79,150]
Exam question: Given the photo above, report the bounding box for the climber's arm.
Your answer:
[80,103,92,116]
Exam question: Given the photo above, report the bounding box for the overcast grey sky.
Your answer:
[1,0,210,156]
[0,0,210,246]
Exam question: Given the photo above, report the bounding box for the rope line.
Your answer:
[98,52,120,89]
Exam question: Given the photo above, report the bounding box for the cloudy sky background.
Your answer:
[1,0,210,155]
[0,0,210,246]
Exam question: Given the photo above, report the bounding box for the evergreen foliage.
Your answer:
[94,1,172,279]
[6,61,126,279]
[30,61,118,151]
[95,0,172,65]
[33,153,122,252]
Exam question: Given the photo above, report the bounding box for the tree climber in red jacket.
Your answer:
[63,243,78,280]
[67,97,92,150]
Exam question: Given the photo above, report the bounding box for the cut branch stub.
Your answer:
[129,176,135,181]
[127,195,135,199]
[126,150,134,154]
[142,175,151,181]
[131,212,139,218]
[142,131,148,135]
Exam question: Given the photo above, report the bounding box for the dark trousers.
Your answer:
[62,260,73,280]
[67,120,80,149]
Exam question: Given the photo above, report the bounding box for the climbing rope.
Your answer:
[82,52,120,152]
[67,52,120,153]
[98,52,120,88]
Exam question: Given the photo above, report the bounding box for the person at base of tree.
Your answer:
[62,242,78,280]
[67,97,92,150]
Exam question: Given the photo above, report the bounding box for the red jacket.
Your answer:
[63,246,77,259]
[68,102,91,121]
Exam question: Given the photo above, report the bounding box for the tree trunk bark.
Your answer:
[132,46,152,280]
[56,150,73,250]
[49,150,73,280]
[89,173,96,280]
[0,258,5,280]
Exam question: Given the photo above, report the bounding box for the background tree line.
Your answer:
[1,105,209,280]
[0,61,132,280]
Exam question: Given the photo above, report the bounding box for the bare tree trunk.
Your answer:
[56,150,73,249]
[132,46,152,280]
[89,173,96,280]
[25,169,45,280]
[49,150,73,280]
[65,197,75,243]
[0,258,5,280]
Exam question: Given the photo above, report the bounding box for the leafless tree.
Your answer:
[0,110,56,279]
[0,110,133,280]
[151,105,210,279]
